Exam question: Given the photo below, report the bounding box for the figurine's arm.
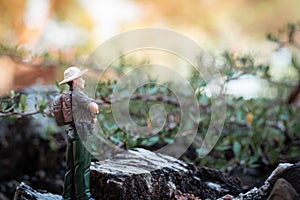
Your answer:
[88,102,99,114]
[72,90,99,123]
[88,102,99,123]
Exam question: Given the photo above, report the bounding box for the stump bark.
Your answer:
[90,148,241,200]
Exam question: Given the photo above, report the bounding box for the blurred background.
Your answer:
[1,0,300,94]
[1,0,300,199]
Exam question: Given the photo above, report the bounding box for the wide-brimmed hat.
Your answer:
[59,66,88,85]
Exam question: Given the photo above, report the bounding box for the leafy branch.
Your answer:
[267,22,300,104]
[267,22,300,50]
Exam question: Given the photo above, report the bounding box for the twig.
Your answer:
[0,109,52,117]
[95,94,179,106]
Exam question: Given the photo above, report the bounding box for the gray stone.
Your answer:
[221,162,300,200]
[267,178,299,200]
[13,182,61,200]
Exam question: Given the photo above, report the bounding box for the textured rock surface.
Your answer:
[13,182,61,200]
[267,178,299,200]
[220,162,300,200]
[13,148,300,200]
[90,148,241,200]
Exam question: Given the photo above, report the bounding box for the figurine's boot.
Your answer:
[74,138,93,200]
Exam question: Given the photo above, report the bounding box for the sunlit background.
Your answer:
[1,0,300,96]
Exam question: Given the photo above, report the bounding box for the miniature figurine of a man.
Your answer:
[59,66,98,200]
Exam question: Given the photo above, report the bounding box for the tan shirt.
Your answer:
[72,87,95,123]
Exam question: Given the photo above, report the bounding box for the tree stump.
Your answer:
[90,148,241,200]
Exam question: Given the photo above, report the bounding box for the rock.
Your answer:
[275,162,300,195]
[14,182,61,200]
[14,148,300,200]
[173,190,202,200]
[223,162,300,200]
[267,178,299,200]
[90,148,241,200]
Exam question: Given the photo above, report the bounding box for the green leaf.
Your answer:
[249,155,259,165]
[163,137,173,144]
[9,90,15,98]
[2,103,15,112]
[233,141,241,158]
[32,113,43,119]
[148,86,158,95]
[269,149,280,164]
[216,145,230,151]
[1,102,7,111]
[20,94,27,112]
[141,135,160,146]
[109,135,122,144]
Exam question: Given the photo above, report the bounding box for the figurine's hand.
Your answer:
[92,118,97,124]
[88,102,99,114]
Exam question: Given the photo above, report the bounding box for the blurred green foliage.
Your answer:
[86,22,300,171]
[1,22,300,172]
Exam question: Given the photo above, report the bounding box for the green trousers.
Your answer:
[62,128,92,200]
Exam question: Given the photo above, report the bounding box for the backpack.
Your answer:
[52,92,73,126]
